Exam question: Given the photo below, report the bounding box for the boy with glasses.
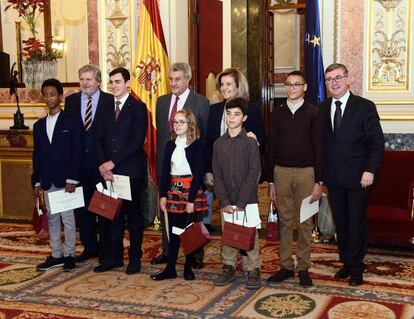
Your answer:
[266,71,323,287]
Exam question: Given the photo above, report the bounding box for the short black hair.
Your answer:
[109,67,130,82]
[287,70,306,83]
[41,78,63,95]
[225,97,248,116]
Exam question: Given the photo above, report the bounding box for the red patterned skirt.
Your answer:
[166,175,208,214]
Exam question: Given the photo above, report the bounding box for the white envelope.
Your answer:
[47,187,85,215]
[300,195,319,223]
[106,174,131,201]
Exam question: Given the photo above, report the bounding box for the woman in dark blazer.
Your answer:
[205,68,266,177]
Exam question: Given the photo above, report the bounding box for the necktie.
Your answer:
[84,96,92,131]
[115,100,121,121]
[334,100,342,135]
[169,96,179,131]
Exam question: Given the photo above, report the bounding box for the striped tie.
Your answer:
[84,96,92,130]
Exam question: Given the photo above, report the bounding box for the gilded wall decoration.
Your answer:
[368,0,411,91]
[98,0,135,85]
[102,0,132,77]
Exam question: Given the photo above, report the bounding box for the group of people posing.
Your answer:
[31,62,384,291]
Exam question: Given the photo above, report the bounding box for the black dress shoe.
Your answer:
[76,251,98,263]
[150,270,177,281]
[151,254,168,265]
[334,267,350,279]
[98,255,107,265]
[184,269,195,281]
[192,257,204,269]
[266,268,295,282]
[349,274,363,286]
[298,270,313,287]
[126,262,141,275]
[93,261,124,273]
[267,268,294,283]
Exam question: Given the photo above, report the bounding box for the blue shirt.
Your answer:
[81,90,101,124]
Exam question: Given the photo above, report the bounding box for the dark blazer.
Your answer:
[156,91,209,182]
[205,100,266,173]
[64,90,114,174]
[320,93,384,188]
[32,110,83,189]
[159,139,205,202]
[94,94,148,179]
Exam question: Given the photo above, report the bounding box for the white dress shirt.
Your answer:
[46,111,61,143]
[330,91,350,129]
[115,93,129,112]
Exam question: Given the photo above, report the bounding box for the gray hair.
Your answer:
[78,64,102,82]
[170,62,192,80]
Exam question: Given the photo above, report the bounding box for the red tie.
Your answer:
[169,96,179,131]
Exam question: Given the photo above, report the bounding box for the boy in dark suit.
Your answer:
[94,67,148,274]
[32,78,83,272]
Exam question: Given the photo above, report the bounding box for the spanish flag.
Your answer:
[131,0,170,185]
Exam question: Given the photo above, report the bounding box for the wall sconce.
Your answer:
[51,37,65,58]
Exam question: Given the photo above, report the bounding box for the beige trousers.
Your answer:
[274,165,314,271]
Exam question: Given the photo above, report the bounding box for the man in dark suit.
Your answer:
[152,62,209,265]
[64,65,113,263]
[94,67,147,274]
[320,63,384,286]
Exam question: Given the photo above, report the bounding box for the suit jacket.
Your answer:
[95,94,148,179]
[320,93,384,188]
[205,100,266,173]
[159,139,205,202]
[155,91,209,182]
[31,110,83,189]
[64,90,114,175]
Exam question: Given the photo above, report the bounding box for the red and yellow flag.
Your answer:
[131,0,170,185]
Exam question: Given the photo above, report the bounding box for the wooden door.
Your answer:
[188,0,223,95]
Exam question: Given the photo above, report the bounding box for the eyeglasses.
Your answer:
[172,120,189,126]
[284,83,306,89]
[325,75,348,83]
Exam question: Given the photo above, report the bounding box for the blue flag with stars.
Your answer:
[305,0,326,105]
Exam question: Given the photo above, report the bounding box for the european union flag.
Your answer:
[305,0,326,105]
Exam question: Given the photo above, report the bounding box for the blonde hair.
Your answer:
[170,109,200,145]
[216,68,249,101]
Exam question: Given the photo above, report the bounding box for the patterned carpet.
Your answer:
[0,222,413,319]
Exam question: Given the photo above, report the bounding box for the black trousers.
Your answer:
[328,184,370,274]
[77,169,100,254]
[165,212,194,273]
[104,177,144,266]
